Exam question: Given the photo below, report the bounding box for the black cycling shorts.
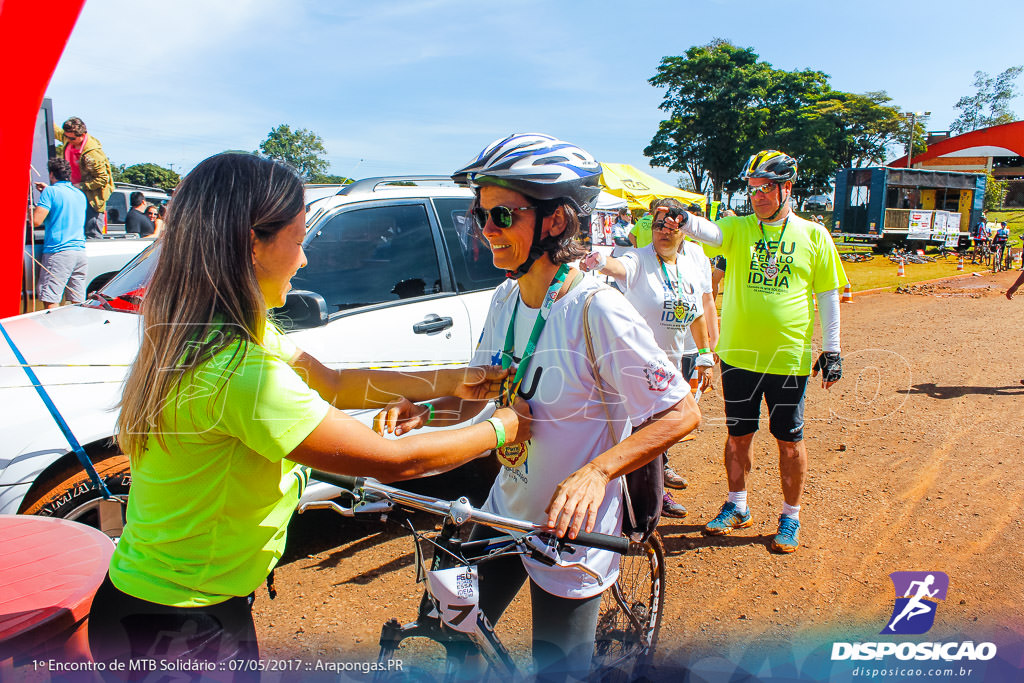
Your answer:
[720,360,808,441]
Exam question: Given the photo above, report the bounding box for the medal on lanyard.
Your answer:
[495,263,569,468]
[759,217,789,279]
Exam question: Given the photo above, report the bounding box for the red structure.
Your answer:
[889,120,1024,174]
[0,0,86,318]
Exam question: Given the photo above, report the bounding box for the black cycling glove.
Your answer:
[813,351,843,382]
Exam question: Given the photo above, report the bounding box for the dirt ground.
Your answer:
[251,270,1024,679]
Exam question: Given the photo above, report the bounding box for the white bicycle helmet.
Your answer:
[452,133,602,278]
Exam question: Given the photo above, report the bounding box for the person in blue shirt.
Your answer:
[32,157,88,309]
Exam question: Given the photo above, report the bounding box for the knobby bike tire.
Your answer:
[592,531,666,682]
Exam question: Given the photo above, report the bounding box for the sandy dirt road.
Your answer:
[252,270,1024,681]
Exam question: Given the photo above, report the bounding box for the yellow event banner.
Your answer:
[599,163,706,212]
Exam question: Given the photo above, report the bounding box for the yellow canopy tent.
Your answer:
[599,163,706,212]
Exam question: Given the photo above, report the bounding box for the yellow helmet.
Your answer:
[740,150,798,183]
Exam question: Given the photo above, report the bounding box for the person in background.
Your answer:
[31,157,87,309]
[54,117,115,238]
[611,207,632,246]
[991,222,1010,271]
[580,196,713,519]
[673,150,847,554]
[125,192,155,237]
[629,198,656,248]
[152,204,168,238]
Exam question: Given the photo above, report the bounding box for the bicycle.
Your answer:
[840,252,874,263]
[300,471,664,682]
[991,242,1007,273]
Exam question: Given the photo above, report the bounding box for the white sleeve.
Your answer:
[816,288,841,353]
[586,291,690,426]
[681,214,723,247]
[618,250,640,289]
[698,248,713,294]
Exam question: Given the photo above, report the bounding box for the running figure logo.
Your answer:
[883,571,949,635]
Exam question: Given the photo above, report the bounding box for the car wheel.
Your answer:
[19,455,130,541]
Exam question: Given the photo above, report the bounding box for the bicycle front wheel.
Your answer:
[592,532,666,681]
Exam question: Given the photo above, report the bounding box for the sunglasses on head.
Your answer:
[747,183,779,197]
[472,205,536,229]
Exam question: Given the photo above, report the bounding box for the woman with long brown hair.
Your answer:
[88,152,530,674]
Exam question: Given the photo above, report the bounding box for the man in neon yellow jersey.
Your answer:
[671,150,847,553]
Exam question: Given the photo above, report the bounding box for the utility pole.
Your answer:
[901,111,931,168]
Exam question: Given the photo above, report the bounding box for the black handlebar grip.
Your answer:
[567,530,630,555]
[310,470,365,491]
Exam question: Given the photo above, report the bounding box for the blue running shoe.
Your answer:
[771,515,800,553]
[703,502,752,536]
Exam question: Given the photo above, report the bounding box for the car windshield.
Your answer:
[83,241,161,313]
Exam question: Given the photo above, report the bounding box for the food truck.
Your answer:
[831,167,986,251]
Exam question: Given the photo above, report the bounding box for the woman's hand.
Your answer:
[696,365,714,392]
[494,397,532,445]
[452,365,510,401]
[580,251,607,273]
[373,398,429,436]
[544,462,610,539]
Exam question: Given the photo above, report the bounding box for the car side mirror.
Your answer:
[107,208,121,223]
[273,290,329,330]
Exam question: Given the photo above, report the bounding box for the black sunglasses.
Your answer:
[472,205,535,229]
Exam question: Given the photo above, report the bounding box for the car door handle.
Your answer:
[413,315,454,335]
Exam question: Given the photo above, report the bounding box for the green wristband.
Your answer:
[486,417,507,449]
[697,347,711,354]
[423,402,435,426]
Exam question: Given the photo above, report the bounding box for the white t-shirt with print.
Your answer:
[618,244,707,366]
[471,276,689,599]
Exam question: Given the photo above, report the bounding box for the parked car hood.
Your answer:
[0,305,141,465]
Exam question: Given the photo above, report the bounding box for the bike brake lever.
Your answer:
[524,536,605,585]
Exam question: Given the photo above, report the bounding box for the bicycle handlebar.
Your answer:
[308,469,630,555]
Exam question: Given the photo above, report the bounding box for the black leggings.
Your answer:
[470,526,602,680]
[88,574,260,683]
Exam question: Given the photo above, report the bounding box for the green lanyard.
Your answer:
[500,263,569,404]
[758,216,789,274]
[656,247,683,300]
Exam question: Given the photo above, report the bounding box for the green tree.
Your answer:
[308,173,353,184]
[645,41,905,205]
[258,124,330,180]
[113,162,181,191]
[645,40,766,199]
[984,171,1007,211]
[950,66,1023,134]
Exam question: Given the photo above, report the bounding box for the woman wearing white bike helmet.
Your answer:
[380,134,700,678]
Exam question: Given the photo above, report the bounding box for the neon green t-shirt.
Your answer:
[630,214,653,248]
[110,321,331,607]
[703,213,848,375]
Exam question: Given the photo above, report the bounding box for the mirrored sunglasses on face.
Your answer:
[747,183,778,197]
[472,205,535,229]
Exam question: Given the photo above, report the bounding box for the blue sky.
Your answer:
[46,0,1024,185]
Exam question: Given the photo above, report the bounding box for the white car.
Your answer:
[0,177,504,539]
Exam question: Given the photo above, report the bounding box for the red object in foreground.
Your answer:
[0,0,87,317]
[0,514,114,664]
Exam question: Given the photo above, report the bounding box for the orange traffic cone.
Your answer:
[897,259,906,277]
[957,256,964,271]
[841,283,853,303]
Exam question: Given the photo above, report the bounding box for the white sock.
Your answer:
[781,503,801,519]
[727,490,748,513]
